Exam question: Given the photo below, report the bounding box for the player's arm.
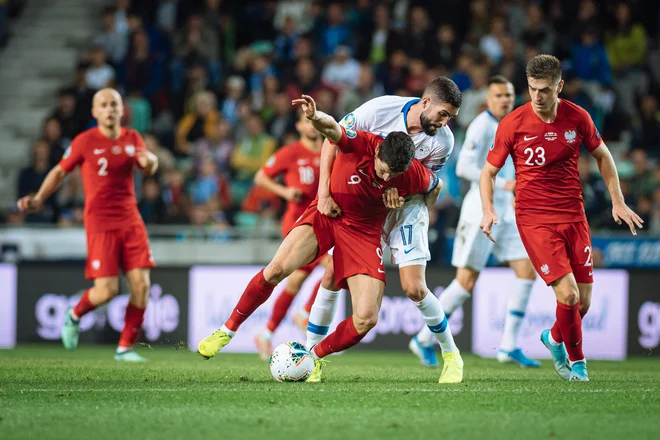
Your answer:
[137,150,158,175]
[254,152,302,203]
[591,142,644,234]
[480,124,512,242]
[292,95,342,143]
[423,179,443,207]
[457,126,514,191]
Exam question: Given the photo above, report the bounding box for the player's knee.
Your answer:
[455,270,477,292]
[402,282,427,303]
[578,298,591,316]
[353,311,378,334]
[96,284,119,302]
[321,266,339,291]
[130,279,150,306]
[556,288,579,306]
[264,262,287,284]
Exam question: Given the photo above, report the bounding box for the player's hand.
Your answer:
[480,211,498,243]
[17,194,43,213]
[136,148,149,169]
[612,202,644,235]
[291,95,318,120]
[283,187,303,203]
[503,180,516,192]
[382,187,405,209]
[318,193,342,218]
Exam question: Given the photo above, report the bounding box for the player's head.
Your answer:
[419,76,461,136]
[526,54,563,113]
[375,132,415,181]
[295,108,319,141]
[486,75,515,120]
[92,88,123,129]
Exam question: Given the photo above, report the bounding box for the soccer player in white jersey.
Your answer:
[412,75,540,368]
[304,77,465,381]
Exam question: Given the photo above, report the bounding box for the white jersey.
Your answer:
[339,96,454,173]
[456,110,515,223]
[338,95,455,266]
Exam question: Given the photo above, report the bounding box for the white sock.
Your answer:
[439,279,472,316]
[70,309,81,321]
[259,328,273,341]
[500,278,535,352]
[548,332,561,346]
[414,290,457,353]
[305,286,341,349]
[116,346,130,354]
[415,325,435,347]
[221,325,236,338]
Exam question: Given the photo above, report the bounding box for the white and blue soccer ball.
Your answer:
[269,341,314,382]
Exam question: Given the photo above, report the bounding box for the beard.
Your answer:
[420,111,437,136]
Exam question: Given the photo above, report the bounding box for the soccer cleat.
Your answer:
[540,329,571,380]
[114,350,147,362]
[439,350,464,383]
[292,311,309,335]
[254,334,272,361]
[61,308,80,351]
[408,336,439,367]
[305,357,328,383]
[497,348,541,368]
[569,361,589,381]
[197,329,232,359]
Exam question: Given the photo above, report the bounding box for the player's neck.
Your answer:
[406,102,423,135]
[98,124,121,139]
[531,99,559,124]
[300,136,321,152]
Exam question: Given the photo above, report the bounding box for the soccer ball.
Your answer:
[269,341,314,382]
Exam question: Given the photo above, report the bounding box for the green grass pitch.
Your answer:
[1,345,659,440]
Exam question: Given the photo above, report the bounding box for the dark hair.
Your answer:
[422,76,462,108]
[102,6,117,16]
[526,54,562,84]
[378,132,415,173]
[488,75,511,86]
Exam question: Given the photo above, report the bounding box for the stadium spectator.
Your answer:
[50,88,84,140]
[322,45,360,89]
[85,46,116,90]
[633,95,660,157]
[42,117,68,166]
[317,2,351,58]
[337,64,384,118]
[94,7,128,64]
[17,140,56,223]
[175,91,220,158]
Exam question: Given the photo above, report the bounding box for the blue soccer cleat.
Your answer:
[569,361,589,381]
[408,336,439,367]
[540,329,571,380]
[497,348,541,368]
[114,350,147,362]
[61,308,80,351]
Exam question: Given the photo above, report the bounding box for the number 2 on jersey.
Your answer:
[524,146,546,166]
[97,157,108,176]
[399,224,412,246]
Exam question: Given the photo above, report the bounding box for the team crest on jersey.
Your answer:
[341,113,357,129]
[63,146,71,159]
[417,142,429,157]
[545,132,557,141]
[564,130,577,143]
[125,145,135,156]
[346,128,357,139]
[464,141,475,151]
[112,145,122,155]
[541,264,549,275]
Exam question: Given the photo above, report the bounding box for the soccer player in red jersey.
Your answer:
[17,88,159,362]
[197,95,448,382]
[480,55,643,381]
[252,109,335,360]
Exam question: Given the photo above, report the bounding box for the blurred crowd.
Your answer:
[3,0,660,242]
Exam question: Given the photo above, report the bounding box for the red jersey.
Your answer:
[331,127,438,234]
[262,141,321,235]
[487,100,602,225]
[59,127,147,233]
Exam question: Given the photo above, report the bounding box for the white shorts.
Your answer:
[382,198,430,267]
[452,219,528,272]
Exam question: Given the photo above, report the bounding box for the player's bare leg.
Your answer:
[114,268,150,362]
[307,274,384,382]
[541,272,586,380]
[62,276,119,351]
[497,258,539,367]
[294,254,332,335]
[305,257,342,348]
[198,225,319,359]
[255,268,311,360]
[401,264,463,382]
[577,283,592,318]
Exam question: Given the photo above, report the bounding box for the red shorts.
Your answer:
[297,204,385,289]
[517,220,594,285]
[85,223,156,279]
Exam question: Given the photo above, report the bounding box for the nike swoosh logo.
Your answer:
[523,136,537,141]
[94,149,106,154]
[588,271,593,276]
[377,269,385,273]
[404,247,416,254]
[358,168,370,176]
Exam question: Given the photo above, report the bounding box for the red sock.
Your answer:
[556,301,584,362]
[550,321,563,343]
[267,290,296,332]
[226,269,276,332]
[312,317,365,358]
[72,289,97,319]
[304,279,322,313]
[118,303,146,349]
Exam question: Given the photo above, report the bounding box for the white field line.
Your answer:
[5,388,658,393]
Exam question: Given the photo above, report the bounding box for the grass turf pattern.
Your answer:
[1,345,659,440]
